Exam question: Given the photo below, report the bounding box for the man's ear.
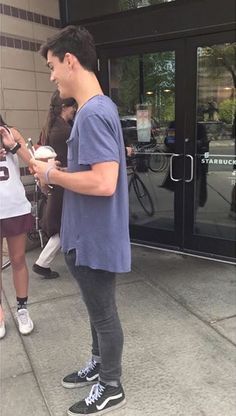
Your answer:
[64,52,75,68]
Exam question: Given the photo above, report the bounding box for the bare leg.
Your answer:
[0,237,6,338]
[2,233,33,336]
[0,236,4,323]
[7,233,29,298]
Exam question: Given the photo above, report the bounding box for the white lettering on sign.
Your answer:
[201,158,236,166]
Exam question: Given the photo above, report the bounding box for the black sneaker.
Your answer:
[67,382,126,415]
[62,359,100,389]
[32,264,59,279]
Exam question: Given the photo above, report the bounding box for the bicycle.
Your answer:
[26,182,46,247]
[2,241,10,270]
[127,155,154,217]
[133,142,169,173]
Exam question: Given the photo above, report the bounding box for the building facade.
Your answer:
[0,0,60,140]
[60,0,235,262]
[1,0,235,262]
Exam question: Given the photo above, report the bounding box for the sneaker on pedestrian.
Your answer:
[62,358,100,389]
[0,320,6,339]
[67,382,126,415]
[32,263,60,279]
[16,309,34,335]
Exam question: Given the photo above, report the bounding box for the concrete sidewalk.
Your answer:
[1,245,236,416]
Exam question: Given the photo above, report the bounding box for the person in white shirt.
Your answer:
[0,115,34,339]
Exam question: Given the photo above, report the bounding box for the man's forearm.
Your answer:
[48,166,117,197]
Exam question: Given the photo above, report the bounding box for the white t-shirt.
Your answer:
[0,152,31,219]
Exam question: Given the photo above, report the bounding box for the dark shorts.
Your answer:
[0,213,34,238]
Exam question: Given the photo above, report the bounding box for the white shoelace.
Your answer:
[78,359,97,377]
[85,383,105,406]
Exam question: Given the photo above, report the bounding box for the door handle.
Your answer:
[170,153,182,182]
[185,154,194,182]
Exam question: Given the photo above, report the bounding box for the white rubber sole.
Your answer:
[17,320,34,335]
[61,379,95,389]
[0,321,6,339]
[67,398,126,415]
[19,324,34,335]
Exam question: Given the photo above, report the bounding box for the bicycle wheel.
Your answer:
[130,174,154,216]
[2,258,11,271]
[2,238,10,270]
[149,152,167,172]
[27,191,46,246]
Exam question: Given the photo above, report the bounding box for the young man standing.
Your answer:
[32,26,131,415]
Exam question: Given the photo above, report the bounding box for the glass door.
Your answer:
[184,32,236,260]
[100,32,235,261]
[103,40,185,249]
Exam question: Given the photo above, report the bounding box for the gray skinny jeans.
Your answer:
[65,249,124,384]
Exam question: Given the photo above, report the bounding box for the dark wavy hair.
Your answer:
[40,25,97,72]
[0,114,6,126]
[39,90,76,145]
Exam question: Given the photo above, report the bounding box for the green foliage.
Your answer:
[116,56,139,114]
[200,44,236,87]
[143,52,175,122]
[219,99,235,124]
[112,51,175,122]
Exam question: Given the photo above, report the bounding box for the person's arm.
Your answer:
[125,146,134,157]
[11,128,32,165]
[0,126,32,165]
[31,159,119,196]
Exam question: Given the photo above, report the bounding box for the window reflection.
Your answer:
[109,56,139,116]
[120,0,174,11]
[68,0,175,21]
[109,52,175,143]
[195,43,236,240]
[109,51,176,230]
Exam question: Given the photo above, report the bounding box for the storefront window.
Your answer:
[119,0,174,11]
[109,51,175,141]
[195,42,236,240]
[66,0,174,21]
[109,51,176,230]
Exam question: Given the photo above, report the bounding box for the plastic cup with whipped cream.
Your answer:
[34,145,57,162]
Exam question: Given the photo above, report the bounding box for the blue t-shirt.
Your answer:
[60,95,131,273]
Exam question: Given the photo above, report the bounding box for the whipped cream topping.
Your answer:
[34,145,57,160]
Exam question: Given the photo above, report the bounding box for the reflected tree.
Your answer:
[119,0,173,10]
[143,52,175,122]
[110,51,175,122]
[199,43,236,123]
[202,44,236,89]
[110,56,139,115]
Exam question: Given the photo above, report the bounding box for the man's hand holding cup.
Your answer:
[31,145,59,188]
